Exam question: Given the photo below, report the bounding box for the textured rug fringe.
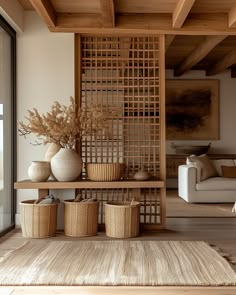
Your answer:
[209,243,236,272]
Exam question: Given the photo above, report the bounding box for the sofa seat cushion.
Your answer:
[196,177,236,191]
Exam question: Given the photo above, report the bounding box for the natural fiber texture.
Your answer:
[86,163,125,181]
[0,240,235,286]
[20,200,58,238]
[64,200,98,237]
[105,201,140,238]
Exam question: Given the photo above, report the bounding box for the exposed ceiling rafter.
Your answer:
[174,35,227,76]
[229,4,236,28]
[206,50,236,76]
[172,0,196,29]
[30,0,56,28]
[165,35,175,52]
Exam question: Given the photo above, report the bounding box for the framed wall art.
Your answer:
[166,79,219,140]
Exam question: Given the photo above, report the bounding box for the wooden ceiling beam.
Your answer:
[206,51,236,76]
[50,13,236,35]
[100,0,115,27]
[174,35,227,76]
[57,13,102,29]
[165,35,175,52]
[229,5,236,28]
[172,0,196,28]
[30,0,56,28]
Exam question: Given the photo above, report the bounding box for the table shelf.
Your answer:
[14,179,165,190]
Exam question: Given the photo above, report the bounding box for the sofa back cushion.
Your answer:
[212,159,235,176]
[221,165,236,178]
[186,154,218,181]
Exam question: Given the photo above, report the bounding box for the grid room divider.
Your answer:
[75,35,166,230]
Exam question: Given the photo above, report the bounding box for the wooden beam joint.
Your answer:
[30,0,57,28]
[100,0,115,28]
[172,0,196,28]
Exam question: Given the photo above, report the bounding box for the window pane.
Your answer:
[0,28,13,231]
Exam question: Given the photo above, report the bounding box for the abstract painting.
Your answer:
[166,79,219,140]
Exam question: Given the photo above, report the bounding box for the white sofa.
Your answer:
[178,158,236,203]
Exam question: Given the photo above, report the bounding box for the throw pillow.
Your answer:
[187,154,218,181]
[212,159,235,176]
[221,166,236,178]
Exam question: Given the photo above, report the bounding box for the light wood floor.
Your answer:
[0,217,235,295]
[166,189,236,217]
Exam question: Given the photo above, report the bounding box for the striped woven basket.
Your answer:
[86,163,125,181]
[20,200,58,238]
[105,201,140,238]
[64,199,99,237]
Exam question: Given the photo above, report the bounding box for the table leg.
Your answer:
[38,189,49,199]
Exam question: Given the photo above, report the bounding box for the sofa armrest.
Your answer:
[178,165,198,202]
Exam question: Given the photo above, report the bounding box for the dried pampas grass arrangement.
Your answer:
[18,97,112,149]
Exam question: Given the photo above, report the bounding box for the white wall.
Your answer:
[166,69,236,155]
[16,12,74,226]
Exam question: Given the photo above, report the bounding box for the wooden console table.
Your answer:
[15,179,166,230]
[166,154,236,178]
[15,179,165,197]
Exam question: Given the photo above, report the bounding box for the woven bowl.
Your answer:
[86,163,125,181]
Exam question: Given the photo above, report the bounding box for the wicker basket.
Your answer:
[86,163,125,181]
[64,199,99,237]
[105,201,140,238]
[20,200,58,238]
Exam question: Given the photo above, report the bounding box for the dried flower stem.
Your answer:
[18,97,113,149]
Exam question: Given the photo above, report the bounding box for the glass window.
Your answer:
[0,17,16,235]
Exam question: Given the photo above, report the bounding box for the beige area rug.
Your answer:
[0,240,235,286]
[166,190,236,217]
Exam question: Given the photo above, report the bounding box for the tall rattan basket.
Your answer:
[105,201,140,238]
[64,200,99,237]
[20,200,58,238]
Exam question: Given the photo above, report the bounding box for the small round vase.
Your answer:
[50,148,83,182]
[28,161,51,182]
[133,168,151,181]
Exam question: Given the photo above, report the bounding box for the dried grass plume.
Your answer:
[18,97,112,149]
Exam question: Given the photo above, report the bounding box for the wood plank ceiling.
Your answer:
[18,0,236,77]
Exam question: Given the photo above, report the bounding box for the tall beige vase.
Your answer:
[51,148,82,182]
[44,143,61,162]
[44,143,61,180]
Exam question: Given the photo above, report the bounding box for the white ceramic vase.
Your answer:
[28,161,51,182]
[51,148,83,182]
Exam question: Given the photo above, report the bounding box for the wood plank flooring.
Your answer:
[166,189,236,217]
[0,217,235,294]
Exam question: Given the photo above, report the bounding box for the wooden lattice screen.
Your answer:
[75,35,166,229]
